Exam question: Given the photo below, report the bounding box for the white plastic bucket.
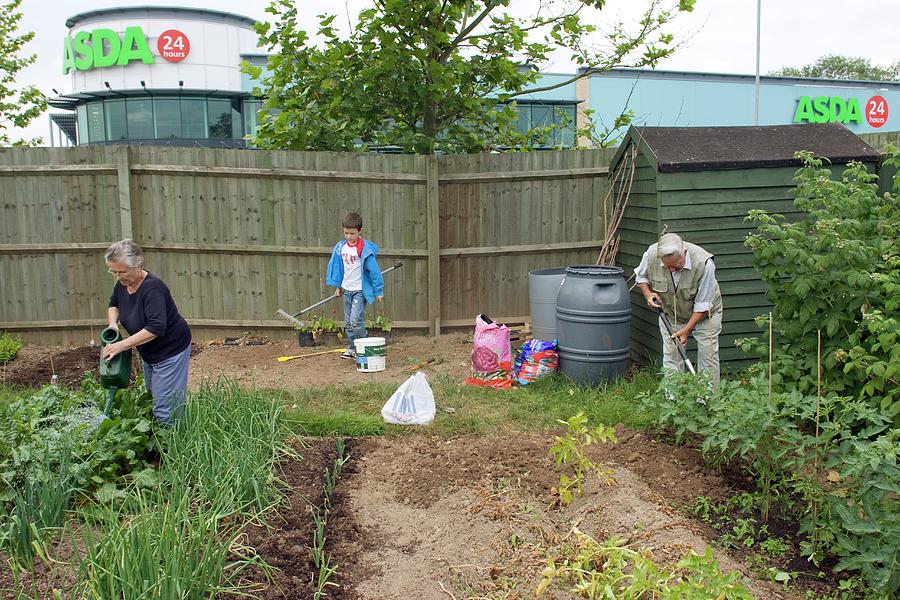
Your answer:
[355,337,386,372]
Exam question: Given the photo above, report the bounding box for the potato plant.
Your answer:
[639,374,899,595]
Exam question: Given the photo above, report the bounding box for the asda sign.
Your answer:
[63,26,190,74]
[793,95,889,128]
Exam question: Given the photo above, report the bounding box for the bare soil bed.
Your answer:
[255,432,800,600]
[1,332,471,391]
[188,332,473,390]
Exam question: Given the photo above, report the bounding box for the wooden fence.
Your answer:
[0,146,615,345]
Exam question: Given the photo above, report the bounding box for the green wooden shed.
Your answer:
[610,123,881,372]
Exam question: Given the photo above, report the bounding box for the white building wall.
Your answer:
[67,12,259,93]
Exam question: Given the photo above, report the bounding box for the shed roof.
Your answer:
[617,123,881,173]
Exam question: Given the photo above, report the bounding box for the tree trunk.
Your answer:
[419,97,437,155]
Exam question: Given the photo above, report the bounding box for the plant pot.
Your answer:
[322,331,340,347]
[374,329,392,343]
[298,331,315,347]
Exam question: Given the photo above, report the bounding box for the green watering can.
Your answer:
[99,327,132,415]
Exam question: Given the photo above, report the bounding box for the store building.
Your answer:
[49,6,266,147]
[507,67,899,147]
[49,6,899,148]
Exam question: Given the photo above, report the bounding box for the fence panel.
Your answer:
[1,146,616,344]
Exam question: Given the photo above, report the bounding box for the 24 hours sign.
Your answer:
[157,29,190,63]
[63,26,191,73]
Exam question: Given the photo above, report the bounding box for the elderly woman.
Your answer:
[102,239,192,424]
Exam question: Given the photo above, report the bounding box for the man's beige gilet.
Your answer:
[647,242,723,323]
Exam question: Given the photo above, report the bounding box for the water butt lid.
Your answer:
[565,265,624,277]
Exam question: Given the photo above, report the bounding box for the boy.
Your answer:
[326,212,385,360]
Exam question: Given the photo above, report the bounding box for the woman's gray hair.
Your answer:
[105,239,144,267]
[657,233,685,257]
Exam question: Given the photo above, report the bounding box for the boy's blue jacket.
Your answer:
[325,239,384,305]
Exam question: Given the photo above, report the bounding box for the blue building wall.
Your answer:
[513,72,579,102]
[584,69,900,137]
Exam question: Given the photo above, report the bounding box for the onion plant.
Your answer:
[1,452,73,570]
[77,487,263,599]
[159,379,287,517]
[312,437,347,599]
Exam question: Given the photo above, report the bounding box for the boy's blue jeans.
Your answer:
[342,289,367,352]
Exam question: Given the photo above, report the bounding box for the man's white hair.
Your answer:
[657,233,685,257]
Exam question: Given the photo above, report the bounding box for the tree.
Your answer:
[771,54,900,82]
[246,0,695,154]
[0,0,46,146]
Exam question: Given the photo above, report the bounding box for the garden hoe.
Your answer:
[275,262,404,329]
[657,308,696,375]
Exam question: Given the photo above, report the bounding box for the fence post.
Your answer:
[116,145,133,239]
[426,155,441,336]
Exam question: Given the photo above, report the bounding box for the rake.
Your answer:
[275,262,403,329]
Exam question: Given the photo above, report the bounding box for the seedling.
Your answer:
[548,412,617,506]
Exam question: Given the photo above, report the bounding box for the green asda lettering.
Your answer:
[793,96,863,125]
[63,27,155,74]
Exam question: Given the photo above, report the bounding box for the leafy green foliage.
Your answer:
[0,375,156,501]
[771,54,900,81]
[549,411,616,506]
[0,0,47,146]
[365,313,393,333]
[743,148,900,421]
[246,0,693,153]
[535,530,752,599]
[639,374,899,595]
[0,331,22,364]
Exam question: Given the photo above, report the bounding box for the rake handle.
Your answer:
[288,262,404,319]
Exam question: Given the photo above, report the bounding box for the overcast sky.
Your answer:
[8,0,900,144]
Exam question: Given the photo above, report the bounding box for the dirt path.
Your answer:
[326,433,799,600]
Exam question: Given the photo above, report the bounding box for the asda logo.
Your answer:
[63,27,153,73]
[793,95,890,128]
[63,26,191,74]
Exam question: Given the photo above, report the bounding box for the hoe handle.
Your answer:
[657,308,696,375]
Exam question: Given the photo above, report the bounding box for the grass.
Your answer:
[273,371,661,437]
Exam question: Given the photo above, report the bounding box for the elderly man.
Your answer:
[635,233,723,382]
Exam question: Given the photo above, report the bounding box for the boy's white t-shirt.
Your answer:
[340,241,363,291]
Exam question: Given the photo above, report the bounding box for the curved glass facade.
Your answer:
[74,96,263,146]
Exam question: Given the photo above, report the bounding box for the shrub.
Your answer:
[742,146,900,421]
[0,331,22,364]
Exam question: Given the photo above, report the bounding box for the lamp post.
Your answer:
[754,0,761,126]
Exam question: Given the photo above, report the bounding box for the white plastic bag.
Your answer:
[381,372,436,425]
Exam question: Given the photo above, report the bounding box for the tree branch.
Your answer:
[439,2,500,62]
